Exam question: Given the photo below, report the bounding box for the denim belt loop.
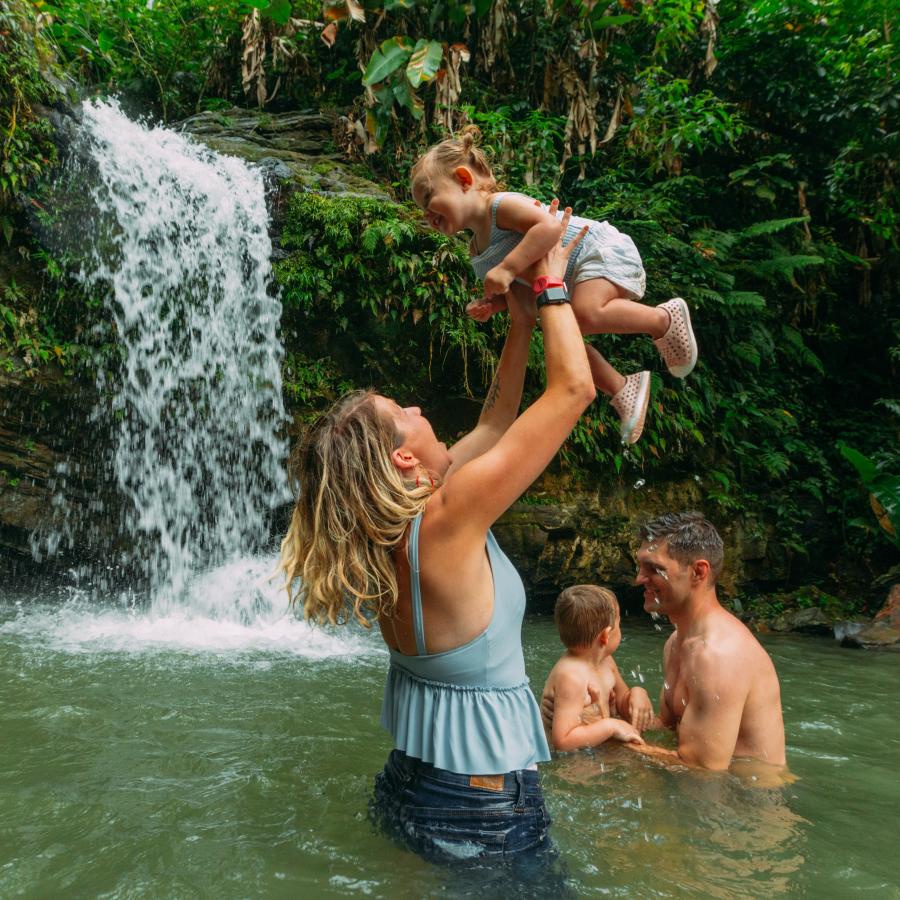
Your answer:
[514,770,526,813]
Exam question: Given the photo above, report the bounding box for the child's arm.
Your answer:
[609,658,654,732]
[550,669,644,751]
[483,196,564,297]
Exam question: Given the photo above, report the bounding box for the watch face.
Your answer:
[537,285,569,306]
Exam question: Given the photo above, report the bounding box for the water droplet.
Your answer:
[682,698,687,706]
[650,611,660,620]
[654,624,662,631]
[655,568,668,581]
[714,694,720,702]
[664,681,670,690]
[633,478,646,489]
[693,474,701,483]
[638,673,645,683]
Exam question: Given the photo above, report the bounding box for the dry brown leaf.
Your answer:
[701,0,720,77]
[599,87,622,144]
[321,20,338,47]
[241,9,268,107]
[345,0,366,23]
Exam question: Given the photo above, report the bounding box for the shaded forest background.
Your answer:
[1,0,897,611]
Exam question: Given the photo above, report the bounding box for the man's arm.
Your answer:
[674,652,747,770]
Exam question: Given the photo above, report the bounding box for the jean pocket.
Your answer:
[402,811,509,862]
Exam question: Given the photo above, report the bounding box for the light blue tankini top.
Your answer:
[380,512,551,775]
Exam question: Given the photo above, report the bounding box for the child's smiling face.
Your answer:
[413,172,469,236]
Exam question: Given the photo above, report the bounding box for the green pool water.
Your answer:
[1,594,897,898]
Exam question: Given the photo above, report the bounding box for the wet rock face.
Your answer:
[841,584,900,651]
[176,108,392,205]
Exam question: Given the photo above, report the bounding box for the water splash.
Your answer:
[35,99,290,608]
[633,478,646,490]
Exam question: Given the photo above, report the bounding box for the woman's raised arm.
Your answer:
[435,207,594,536]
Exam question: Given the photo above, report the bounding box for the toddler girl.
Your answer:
[411,127,697,444]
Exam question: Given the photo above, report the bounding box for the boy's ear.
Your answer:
[453,166,475,189]
[597,626,612,647]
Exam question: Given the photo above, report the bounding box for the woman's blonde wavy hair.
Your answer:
[411,124,501,200]
[279,390,435,627]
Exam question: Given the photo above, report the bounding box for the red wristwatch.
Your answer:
[532,275,565,294]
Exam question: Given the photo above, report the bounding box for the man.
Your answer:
[634,511,786,771]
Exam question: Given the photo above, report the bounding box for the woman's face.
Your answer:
[374,396,451,476]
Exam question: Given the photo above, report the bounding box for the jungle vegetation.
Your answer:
[0,0,897,606]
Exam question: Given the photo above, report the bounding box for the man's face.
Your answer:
[635,540,692,616]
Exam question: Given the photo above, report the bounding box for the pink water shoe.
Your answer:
[654,297,697,378]
[610,370,651,445]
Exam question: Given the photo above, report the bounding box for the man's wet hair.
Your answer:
[639,511,724,582]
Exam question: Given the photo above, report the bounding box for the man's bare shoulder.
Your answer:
[681,609,774,687]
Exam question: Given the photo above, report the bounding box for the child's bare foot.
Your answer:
[610,370,651,444]
[654,297,697,377]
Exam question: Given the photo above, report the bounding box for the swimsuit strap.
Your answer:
[408,511,427,655]
[490,192,508,229]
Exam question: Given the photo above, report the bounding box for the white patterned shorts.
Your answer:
[572,222,646,300]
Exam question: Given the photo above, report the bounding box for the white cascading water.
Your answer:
[73,99,290,608]
[11,99,376,657]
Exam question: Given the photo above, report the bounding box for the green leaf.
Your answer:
[384,0,418,8]
[264,0,292,25]
[742,216,809,238]
[362,36,414,86]
[592,13,635,27]
[243,0,271,8]
[393,79,424,119]
[838,443,878,484]
[97,29,115,53]
[405,39,443,88]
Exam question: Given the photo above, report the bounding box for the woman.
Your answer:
[279,204,593,867]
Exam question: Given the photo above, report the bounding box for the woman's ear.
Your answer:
[390,447,419,473]
[453,166,475,189]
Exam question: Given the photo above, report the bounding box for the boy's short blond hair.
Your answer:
[554,584,619,649]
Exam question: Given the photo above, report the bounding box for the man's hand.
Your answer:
[483,264,515,297]
[627,687,654,732]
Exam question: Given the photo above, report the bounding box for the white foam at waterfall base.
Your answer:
[35,98,292,605]
[1,556,383,658]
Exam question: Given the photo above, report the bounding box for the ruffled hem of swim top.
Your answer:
[380,663,552,775]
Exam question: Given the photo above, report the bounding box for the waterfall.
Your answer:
[50,99,291,610]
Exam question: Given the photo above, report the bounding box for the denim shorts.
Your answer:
[369,749,558,873]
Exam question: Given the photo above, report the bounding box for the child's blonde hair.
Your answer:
[411,125,500,200]
[554,584,619,650]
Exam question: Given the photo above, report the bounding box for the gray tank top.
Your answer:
[469,192,592,286]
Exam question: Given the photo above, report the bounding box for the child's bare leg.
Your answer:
[585,343,624,398]
[571,278,669,338]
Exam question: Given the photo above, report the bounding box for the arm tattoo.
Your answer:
[484,373,501,412]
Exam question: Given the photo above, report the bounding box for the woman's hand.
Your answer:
[524,199,588,284]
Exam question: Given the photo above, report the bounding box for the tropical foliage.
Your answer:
[0,0,897,603]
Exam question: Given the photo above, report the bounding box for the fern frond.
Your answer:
[742,216,809,238]
[757,255,824,282]
[725,291,767,309]
[781,325,825,375]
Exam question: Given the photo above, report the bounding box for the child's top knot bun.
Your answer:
[411,125,500,194]
[457,124,483,152]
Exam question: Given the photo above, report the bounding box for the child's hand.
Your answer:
[466,295,508,322]
[611,720,645,744]
[628,687,654,732]
[484,264,515,297]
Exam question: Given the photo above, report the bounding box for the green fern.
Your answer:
[725,290,767,310]
[781,325,825,374]
[741,216,810,238]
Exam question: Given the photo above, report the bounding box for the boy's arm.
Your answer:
[550,670,643,751]
[609,659,654,731]
[484,196,564,297]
